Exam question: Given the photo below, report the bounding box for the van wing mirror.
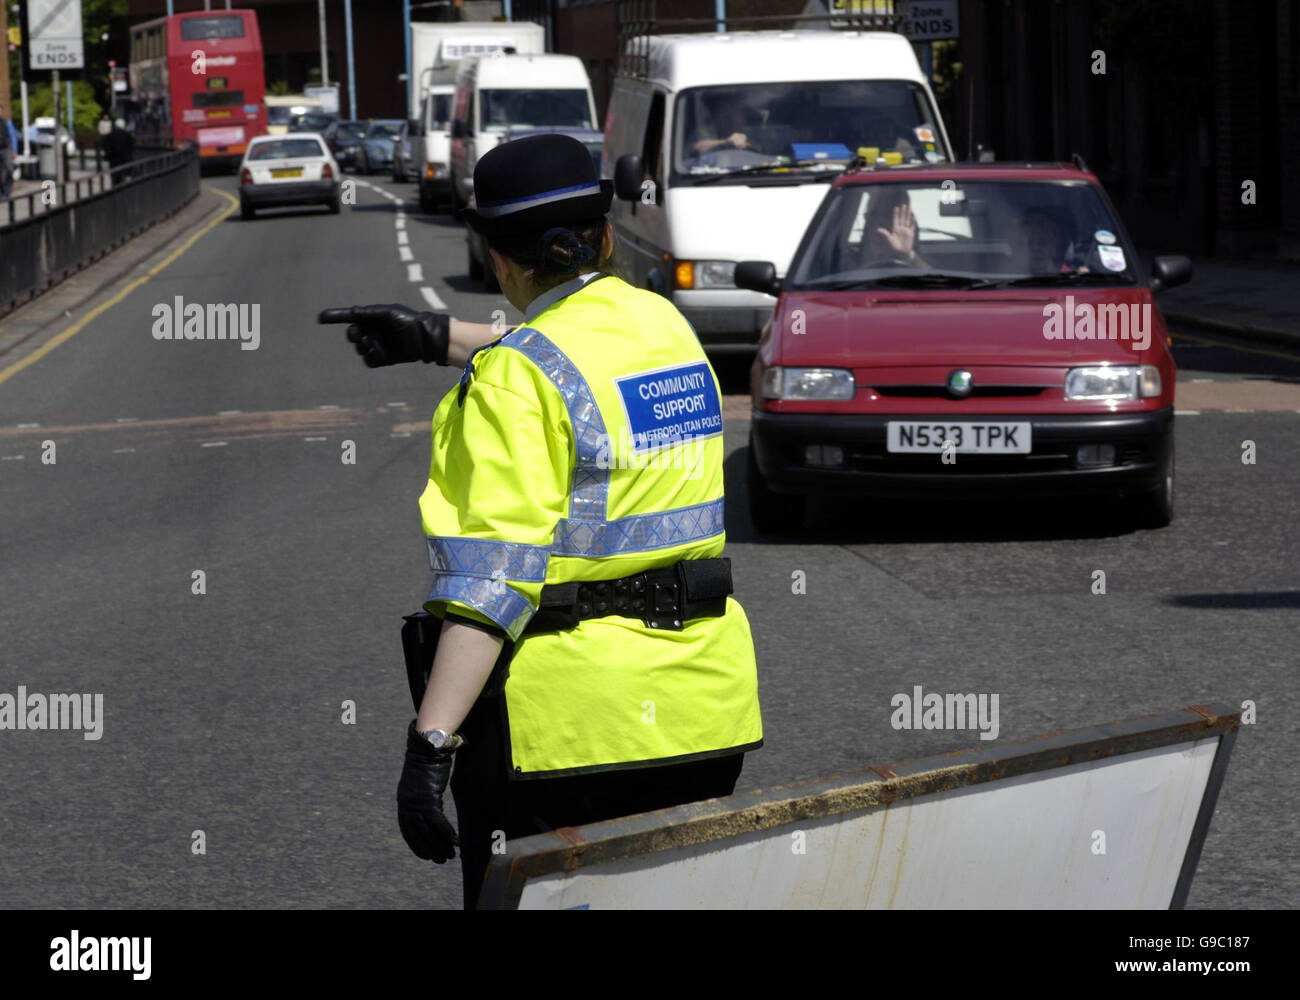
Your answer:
[614,153,644,202]
[735,261,781,296]
[451,119,468,140]
[407,118,420,135]
[1150,255,1192,291]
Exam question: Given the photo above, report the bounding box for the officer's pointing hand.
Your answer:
[318,304,450,368]
[396,721,460,863]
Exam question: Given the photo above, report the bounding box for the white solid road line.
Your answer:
[420,286,447,310]
[408,263,424,283]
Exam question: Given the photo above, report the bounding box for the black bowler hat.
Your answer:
[461,133,613,237]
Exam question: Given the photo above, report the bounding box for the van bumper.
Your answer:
[673,288,774,352]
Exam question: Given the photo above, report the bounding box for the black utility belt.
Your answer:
[523,557,733,635]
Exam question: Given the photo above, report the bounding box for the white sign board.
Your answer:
[899,0,960,41]
[304,86,340,115]
[27,0,85,70]
[480,705,1238,909]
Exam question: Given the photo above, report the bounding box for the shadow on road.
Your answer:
[1165,591,1300,610]
[723,446,1139,545]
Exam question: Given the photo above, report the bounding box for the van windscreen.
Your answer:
[673,80,947,182]
[480,89,592,131]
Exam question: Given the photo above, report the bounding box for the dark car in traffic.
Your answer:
[740,161,1192,533]
[322,120,367,171]
[355,119,402,175]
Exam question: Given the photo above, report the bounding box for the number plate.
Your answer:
[886,421,1032,454]
[271,167,303,178]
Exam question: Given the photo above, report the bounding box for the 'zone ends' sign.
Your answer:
[26,0,86,71]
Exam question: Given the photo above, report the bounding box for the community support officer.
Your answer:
[320,134,763,909]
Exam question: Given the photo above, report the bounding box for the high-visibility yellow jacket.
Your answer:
[419,272,762,778]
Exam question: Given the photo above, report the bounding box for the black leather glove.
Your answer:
[396,720,460,863]
[318,304,450,368]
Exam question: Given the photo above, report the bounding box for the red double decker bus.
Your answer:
[128,9,266,165]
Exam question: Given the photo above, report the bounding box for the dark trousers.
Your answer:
[450,693,744,909]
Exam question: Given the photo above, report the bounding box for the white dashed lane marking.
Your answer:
[399,246,414,262]
[408,263,424,283]
[420,286,446,310]
[200,442,228,448]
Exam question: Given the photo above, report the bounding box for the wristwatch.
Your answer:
[416,726,465,750]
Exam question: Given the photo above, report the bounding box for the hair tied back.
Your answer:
[536,227,598,275]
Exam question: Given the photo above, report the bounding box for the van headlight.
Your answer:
[675,261,736,289]
[762,367,856,400]
[1065,365,1162,401]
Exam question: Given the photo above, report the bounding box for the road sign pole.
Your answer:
[345,0,356,120]
[52,69,63,185]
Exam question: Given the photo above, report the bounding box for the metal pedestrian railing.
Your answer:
[0,142,201,319]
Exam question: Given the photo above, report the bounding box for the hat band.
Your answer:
[475,181,603,219]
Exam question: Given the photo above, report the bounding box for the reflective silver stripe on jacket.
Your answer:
[501,327,726,558]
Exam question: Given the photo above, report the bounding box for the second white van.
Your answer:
[449,53,599,215]
[605,30,955,352]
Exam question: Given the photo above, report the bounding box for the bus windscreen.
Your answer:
[181,17,245,40]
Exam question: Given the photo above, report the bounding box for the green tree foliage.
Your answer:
[25,80,104,134]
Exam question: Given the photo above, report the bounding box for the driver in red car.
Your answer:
[863,187,929,268]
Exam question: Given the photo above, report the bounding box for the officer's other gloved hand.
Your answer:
[317,304,449,368]
[396,720,460,863]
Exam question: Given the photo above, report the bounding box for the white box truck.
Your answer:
[409,21,545,213]
[605,30,954,352]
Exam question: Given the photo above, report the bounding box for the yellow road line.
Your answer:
[0,186,240,387]
[1172,329,1300,364]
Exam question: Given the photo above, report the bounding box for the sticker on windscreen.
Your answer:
[615,361,723,454]
[914,126,936,143]
[1094,229,1117,245]
[1098,245,1127,271]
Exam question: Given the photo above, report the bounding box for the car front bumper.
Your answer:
[750,406,1174,499]
[241,180,338,207]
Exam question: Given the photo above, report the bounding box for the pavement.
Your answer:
[1155,254,1300,349]
[0,176,1297,910]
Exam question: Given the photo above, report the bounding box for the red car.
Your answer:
[738,162,1191,533]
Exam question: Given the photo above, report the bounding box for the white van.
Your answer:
[449,54,599,215]
[411,20,545,213]
[605,30,954,352]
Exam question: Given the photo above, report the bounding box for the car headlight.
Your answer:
[761,367,856,401]
[1065,365,1162,401]
[675,261,736,290]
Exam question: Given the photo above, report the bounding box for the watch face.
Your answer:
[428,729,449,748]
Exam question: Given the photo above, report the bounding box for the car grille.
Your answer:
[872,385,1047,399]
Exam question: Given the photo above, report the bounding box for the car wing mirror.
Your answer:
[614,153,645,202]
[1150,255,1192,291]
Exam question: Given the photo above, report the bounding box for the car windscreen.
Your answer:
[335,122,367,140]
[479,89,592,131]
[293,113,335,131]
[248,139,325,161]
[267,106,293,125]
[787,179,1138,289]
[367,122,401,138]
[673,80,946,183]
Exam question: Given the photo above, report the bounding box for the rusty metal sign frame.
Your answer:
[477,703,1240,909]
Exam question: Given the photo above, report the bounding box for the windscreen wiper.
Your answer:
[689,159,848,186]
[992,271,1137,287]
[815,273,1003,291]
